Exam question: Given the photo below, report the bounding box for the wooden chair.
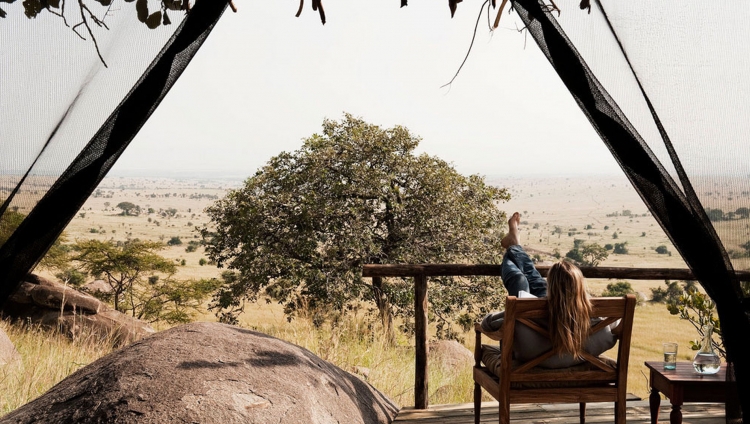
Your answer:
[473,294,636,424]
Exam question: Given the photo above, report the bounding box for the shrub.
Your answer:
[650,280,684,303]
[613,242,628,254]
[601,281,635,297]
[612,231,618,239]
[167,236,182,246]
[199,258,207,266]
[55,268,87,287]
[655,245,670,254]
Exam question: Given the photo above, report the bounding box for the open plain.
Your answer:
[23,172,748,406]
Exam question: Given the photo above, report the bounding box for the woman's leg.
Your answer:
[500,212,547,297]
[502,245,547,297]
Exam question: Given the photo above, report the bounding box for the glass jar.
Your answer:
[692,324,721,375]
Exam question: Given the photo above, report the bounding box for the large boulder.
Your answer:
[429,340,473,369]
[0,322,399,424]
[2,274,154,346]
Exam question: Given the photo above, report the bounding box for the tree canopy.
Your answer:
[565,239,608,267]
[116,202,140,216]
[202,114,510,338]
[73,239,219,323]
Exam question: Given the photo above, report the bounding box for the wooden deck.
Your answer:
[395,400,726,423]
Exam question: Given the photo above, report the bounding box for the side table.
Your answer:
[645,361,732,424]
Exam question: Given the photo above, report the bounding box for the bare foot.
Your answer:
[501,212,521,248]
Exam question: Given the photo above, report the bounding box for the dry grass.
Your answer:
[0,320,117,415]
[234,297,698,405]
[0,294,701,413]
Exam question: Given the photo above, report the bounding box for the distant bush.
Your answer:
[612,232,618,239]
[601,281,644,305]
[650,280,685,303]
[167,236,182,246]
[604,243,613,250]
[199,258,208,266]
[185,240,201,253]
[601,281,635,297]
[55,268,87,287]
[655,245,670,254]
[613,242,628,254]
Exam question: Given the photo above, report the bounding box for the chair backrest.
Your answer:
[499,294,636,388]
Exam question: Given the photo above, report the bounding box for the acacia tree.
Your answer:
[565,239,608,267]
[73,239,219,323]
[202,114,511,338]
[116,202,140,216]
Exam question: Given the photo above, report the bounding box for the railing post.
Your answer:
[414,273,428,409]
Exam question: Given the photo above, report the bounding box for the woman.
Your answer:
[483,212,604,365]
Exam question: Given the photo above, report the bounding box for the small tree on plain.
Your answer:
[72,239,219,323]
[116,202,140,216]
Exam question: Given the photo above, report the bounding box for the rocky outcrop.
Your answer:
[0,322,400,424]
[1,274,154,346]
[429,339,474,369]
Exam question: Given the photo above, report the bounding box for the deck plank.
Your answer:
[395,401,726,423]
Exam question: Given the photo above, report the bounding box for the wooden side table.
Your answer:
[645,361,732,424]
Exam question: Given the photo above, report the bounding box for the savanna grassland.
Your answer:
[4,173,747,413]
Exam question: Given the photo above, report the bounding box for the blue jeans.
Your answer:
[501,245,547,297]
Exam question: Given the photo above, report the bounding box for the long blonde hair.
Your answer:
[547,260,592,358]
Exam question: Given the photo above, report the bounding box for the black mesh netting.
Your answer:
[0,1,228,302]
[510,0,749,418]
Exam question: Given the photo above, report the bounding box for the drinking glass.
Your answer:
[663,342,678,370]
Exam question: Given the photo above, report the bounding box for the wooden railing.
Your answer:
[362,264,750,409]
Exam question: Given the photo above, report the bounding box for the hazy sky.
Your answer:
[112,1,621,178]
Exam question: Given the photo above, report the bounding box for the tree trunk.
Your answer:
[371,276,395,345]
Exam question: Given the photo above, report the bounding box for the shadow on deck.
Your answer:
[395,400,726,423]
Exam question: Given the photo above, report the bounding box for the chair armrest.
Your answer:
[474,322,503,341]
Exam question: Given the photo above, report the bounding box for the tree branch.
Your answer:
[76,0,108,67]
[440,0,489,89]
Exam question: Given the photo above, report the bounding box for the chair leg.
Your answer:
[474,383,481,424]
[615,401,626,424]
[499,400,510,424]
[579,402,586,424]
